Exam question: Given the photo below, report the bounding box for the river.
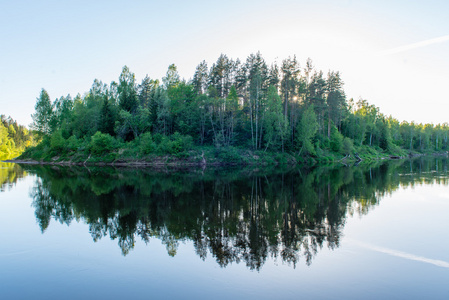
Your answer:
[1,158,448,299]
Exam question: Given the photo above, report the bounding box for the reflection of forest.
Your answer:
[0,162,27,192]
[18,157,449,270]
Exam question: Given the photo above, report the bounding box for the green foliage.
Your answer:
[22,137,50,161]
[119,139,140,159]
[264,86,288,151]
[378,120,391,150]
[152,87,171,135]
[31,89,54,135]
[341,112,366,146]
[89,132,117,155]
[67,135,83,152]
[215,147,242,164]
[70,93,101,138]
[23,54,449,164]
[0,123,15,159]
[116,106,150,140]
[163,64,181,89]
[51,94,74,136]
[297,105,318,155]
[330,126,344,153]
[387,142,407,157]
[50,131,66,152]
[99,98,117,136]
[118,66,138,112]
[156,132,193,155]
[139,132,155,154]
[356,145,382,160]
[342,137,354,155]
[1,116,36,159]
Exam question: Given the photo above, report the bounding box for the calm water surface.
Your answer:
[1,159,448,299]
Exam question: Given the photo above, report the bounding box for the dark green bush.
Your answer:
[152,133,163,145]
[156,132,193,155]
[342,137,354,155]
[67,135,82,152]
[330,127,344,153]
[170,132,193,154]
[89,132,117,155]
[140,132,155,154]
[216,147,242,164]
[50,131,66,152]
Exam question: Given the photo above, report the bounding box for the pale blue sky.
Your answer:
[1,0,449,126]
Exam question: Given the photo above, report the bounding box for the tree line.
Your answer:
[28,53,449,161]
[0,115,36,160]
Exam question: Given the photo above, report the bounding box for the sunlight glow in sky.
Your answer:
[1,0,449,126]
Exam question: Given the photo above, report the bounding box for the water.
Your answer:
[1,159,448,299]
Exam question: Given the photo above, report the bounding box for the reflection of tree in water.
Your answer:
[0,162,27,192]
[26,157,449,270]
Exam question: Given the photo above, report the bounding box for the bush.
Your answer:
[156,132,193,155]
[215,147,242,164]
[119,139,140,158]
[50,131,66,152]
[330,127,344,153]
[89,132,117,155]
[67,135,82,152]
[152,133,163,145]
[156,136,172,154]
[387,142,407,156]
[342,137,354,155]
[170,132,193,154]
[22,136,50,160]
[140,132,155,154]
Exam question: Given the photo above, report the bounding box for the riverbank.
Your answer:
[5,148,298,168]
[5,144,441,168]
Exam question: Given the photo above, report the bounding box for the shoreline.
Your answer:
[1,158,234,169]
[4,152,445,169]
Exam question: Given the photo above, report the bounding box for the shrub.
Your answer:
[170,132,193,154]
[216,147,241,164]
[156,135,172,154]
[120,139,140,158]
[23,136,50,160]
[67,135,82,152]
[89,132,117,155]
[330,127,344,153]
[342,137,354,155]
[140,132,155,154]
[50,131,66,152]
[156,132,193,155]
[152,133,163,145]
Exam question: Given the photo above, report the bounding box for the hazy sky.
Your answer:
[1,0,449,127]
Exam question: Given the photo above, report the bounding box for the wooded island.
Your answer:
[6,53,449,165]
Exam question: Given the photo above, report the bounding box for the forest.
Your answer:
[0,115,36,160]
[17,53,449,164]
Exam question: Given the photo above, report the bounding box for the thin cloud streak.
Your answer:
[378,34,449,56]
[350,240,449,269]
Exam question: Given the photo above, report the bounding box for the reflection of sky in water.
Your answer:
[1,162,449,299]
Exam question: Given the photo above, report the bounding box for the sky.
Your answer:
[1,0,449,127]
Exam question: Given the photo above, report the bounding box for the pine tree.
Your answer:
[31,89,54,135]
[118,66,138,112]
[192,61,209,95]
